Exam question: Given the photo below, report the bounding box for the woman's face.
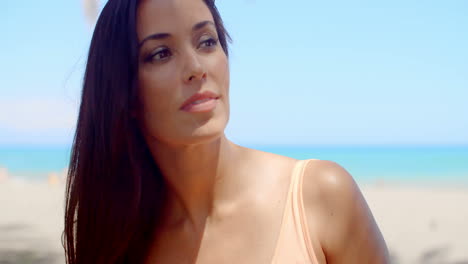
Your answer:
[136,0,230,146]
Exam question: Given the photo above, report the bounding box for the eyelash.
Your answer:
[145,38,219,63]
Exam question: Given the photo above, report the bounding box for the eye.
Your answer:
[146,47,172,62]
[198,37,218,49]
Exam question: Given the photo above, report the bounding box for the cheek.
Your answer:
[138,67,179,126]
[139,66,177,106]
[211,54,230,93]
[211,54,230,119]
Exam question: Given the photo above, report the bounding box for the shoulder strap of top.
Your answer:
[291,159,320,263]
[271,159,320,264]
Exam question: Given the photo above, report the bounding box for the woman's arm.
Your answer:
[302,160,389,264]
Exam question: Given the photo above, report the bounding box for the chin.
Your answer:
[183,117,228,145]
[179,106,228,140]
[148,118,227,148]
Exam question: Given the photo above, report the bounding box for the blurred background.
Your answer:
[1,0,467,263]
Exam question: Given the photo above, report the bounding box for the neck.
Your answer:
[148,135,241,229]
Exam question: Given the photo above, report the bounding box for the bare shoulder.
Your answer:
[302,160,389,264]
[302,160,355,199]
[238,146,298,176]
[302,160,363,212]
[235,145,298,198]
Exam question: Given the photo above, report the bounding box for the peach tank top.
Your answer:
[270,159,320,264]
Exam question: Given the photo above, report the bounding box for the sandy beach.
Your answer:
[363,184,468,264]
[0,179,65,264]
[1,177,467,264]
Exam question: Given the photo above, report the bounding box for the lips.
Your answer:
[180,91,220,111]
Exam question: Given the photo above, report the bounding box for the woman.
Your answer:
[64,0,389,263]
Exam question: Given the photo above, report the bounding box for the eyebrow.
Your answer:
[138,20,215,48]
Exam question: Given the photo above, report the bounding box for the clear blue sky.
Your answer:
[1,0,467,146]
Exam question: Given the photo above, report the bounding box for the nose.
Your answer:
[183,51,206,83]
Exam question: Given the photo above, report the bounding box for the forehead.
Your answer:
[137,0,214,40]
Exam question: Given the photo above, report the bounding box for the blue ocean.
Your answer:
[1,145,467,185]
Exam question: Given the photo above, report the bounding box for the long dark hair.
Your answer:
[63,0,231,263]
